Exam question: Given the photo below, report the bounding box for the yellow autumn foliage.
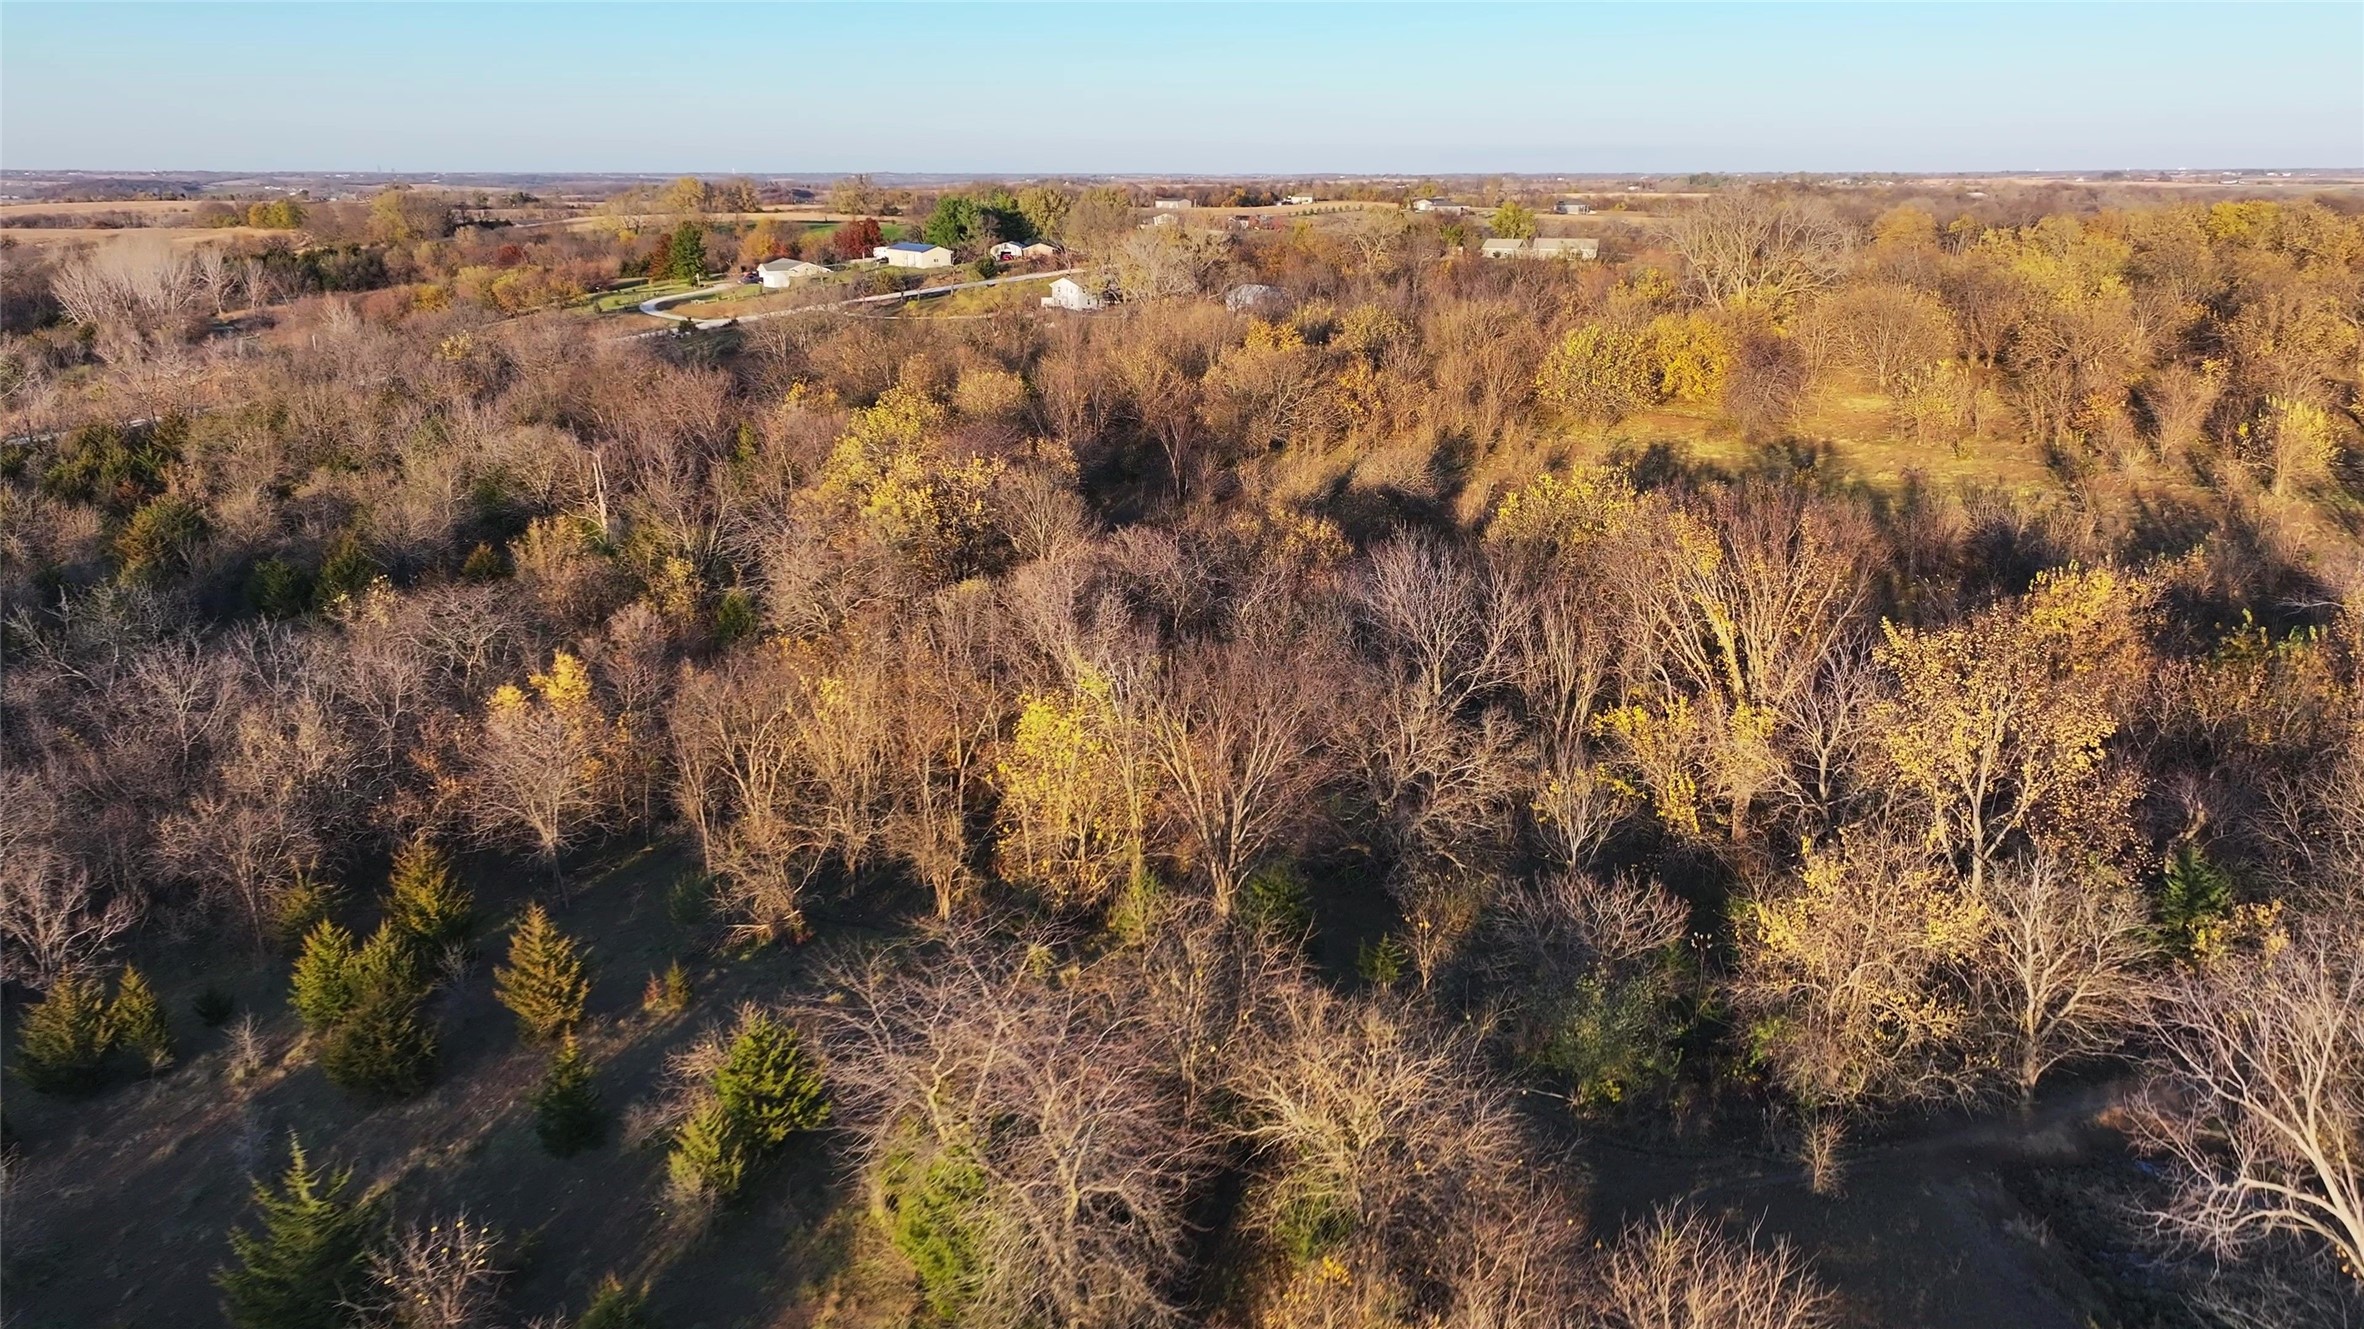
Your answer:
[1644,311,1734,403]
[1735,836,1988,1107]
[1873,566,2150,877]
[1485,465,1641,553]
[993,669,1133,911]
[1594,699,1705,839]
[810,385,1007,581]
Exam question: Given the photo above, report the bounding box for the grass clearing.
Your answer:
[582,276,700,313]
[0,837,912,1329]
[0,225,278,250]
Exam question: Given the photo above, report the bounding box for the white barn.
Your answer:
[757,258,829,288]
[874,241,954,269]
[1480,236,1599,261]
[1532,236,1599,259]
[991,240,1062,262]
[1223,283,1287,314]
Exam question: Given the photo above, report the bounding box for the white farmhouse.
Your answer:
[1152,198,1193,210]
[1040,277,1104,311]
[990,240,1062,262]
[757,258,829,288]
[1555,200,1592,215]
[1282,194,1315,205]
[1480,236,1598,261]
[874,241,954,269]
[1532,236,1598,259]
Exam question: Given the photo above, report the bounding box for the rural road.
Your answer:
[622,267,1082,338]
[635,280,743,324]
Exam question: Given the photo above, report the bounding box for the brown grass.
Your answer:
[0,226,274,250]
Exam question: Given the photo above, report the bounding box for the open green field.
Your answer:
[580,276,701,314]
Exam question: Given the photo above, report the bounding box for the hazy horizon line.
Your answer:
[9,164,2360,180]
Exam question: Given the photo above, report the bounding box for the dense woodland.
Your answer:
[3,180,2363,1329]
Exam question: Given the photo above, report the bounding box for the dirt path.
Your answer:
[1579,1082,2138,1329]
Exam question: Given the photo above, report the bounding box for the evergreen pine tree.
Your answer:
[194,985,237,1027]
[289,921,358,1035]
[312,529,378,611]
[641,960,690,1015]
[531,1038,606,1157]
[2161,841,2235,955]
[714,1012,829,1150]
[272,871,339,952]
[460,542,507,582]
[319,927,436,1099]
[383,836,473,958]
[215,1137,383,1329]
[666,1099,746,1201]
[493,903,589,1042]
[666,219,706,283]
[15,972,112,1095]
[319,993,436,1099]
[107,965,174,1074]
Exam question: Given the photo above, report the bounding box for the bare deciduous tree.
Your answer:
[1117,333,1208,503]
[672,640,895,940]
[153,687,355,946]
[50,238,204,360]
[1035,326,1118,447]
[1111,226,1227,304]
[1146,621,1333,916]
[1662,192,1852,313]
[886,592,1007,921]
[1592,1205,1837,1329]
[354,1213,507,1329]
[816,935,1217,1329]
[1344,536,1525,880]
[1228,979,1561,1325]
[461,651,631,882]
[2128,915,2364,1286]
[1498,557,1634,870]
[1973,854,2154,1101]
[1613,487,1870,848]
[0,772,137,988]
[1801,282,1959,390]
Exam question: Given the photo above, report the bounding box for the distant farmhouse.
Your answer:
[1282,194,1315,205]
[990,240,1062,262]
[874,241,954,269]
[1480,236,1599,261]
[1556,200,1592,214]
[757,258,828,288]
[1041,277,1104,311]
[1152,198,1194,210]
[1224,283,1287,314]
[1410,198,1470,215]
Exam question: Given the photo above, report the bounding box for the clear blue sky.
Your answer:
[4,2,2358,173]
